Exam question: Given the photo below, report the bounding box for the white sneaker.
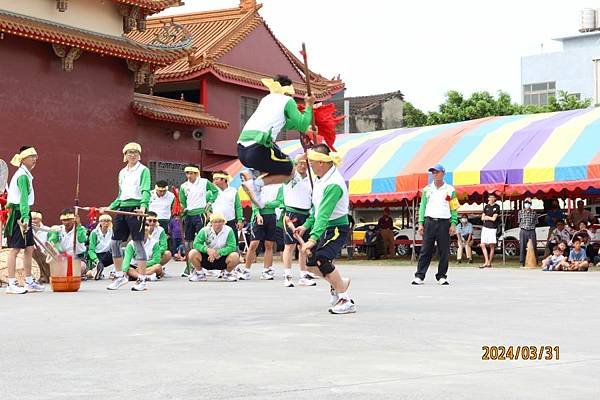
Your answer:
[6,284,27,294]
[298,276,317,286]
[223,271,238,282]
[438,278,450,285]
[260,268,274,280]
[25,281,45,292]
[131,279,147,291]
[147,273,158,282]
[107,275,128,290]
[188,270,207,282]
[411,277,424,285]
[283,275,294,287]
[237,268,251,280]
[329,298,357,314]
[329,286,339,306]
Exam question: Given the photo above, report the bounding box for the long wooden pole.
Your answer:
[300,43,316,190]
[73,154,80,257]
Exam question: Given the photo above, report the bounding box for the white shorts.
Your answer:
[481,227,497,244]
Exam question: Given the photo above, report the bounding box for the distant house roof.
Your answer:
[131,93,229,128]
[331,90,404,114]
[112,0,183,13]
[127,1,344,99]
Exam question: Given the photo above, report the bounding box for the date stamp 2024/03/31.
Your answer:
[482,346,559,361]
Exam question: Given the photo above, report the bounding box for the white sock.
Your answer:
[25,276,33,284]
[115,271,124,278]
[139,275,146,282]
[284,268,292,277]
[337,291,349,300]
[263,267,272,272]
[9,278,17,286]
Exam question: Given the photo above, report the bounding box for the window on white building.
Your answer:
[523,81,556,106]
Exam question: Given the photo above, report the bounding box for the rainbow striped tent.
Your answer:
[227,107,600,205]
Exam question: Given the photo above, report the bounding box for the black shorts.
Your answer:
[200,253,228,270]
[97,251,113,267]
[112,207,145,241]
[283,212,310,245]
[307,225,349,266]
[250,213,277,242]
[237,143,293,176]
[7,210,34,249]
[184,214,205,241]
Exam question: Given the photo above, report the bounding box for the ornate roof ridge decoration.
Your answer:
[0,9,190,66]
[126,2,344,98]
[131,92,229,128]
[147,18,192,50]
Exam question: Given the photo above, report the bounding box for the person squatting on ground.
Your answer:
[456,214,473,264]
[412,164,459,286]
[236,183,282,280]
[188,213,240,282]
[295,144,356,314]
[31,211,51,283]
[100,142,151,291]
[281,155,316,287]
[47,208,88,278]
[87,214,114,280]
[145,211,172,273]
[4,146,45,294]
[121,225,165,282]
[237,74,315,208]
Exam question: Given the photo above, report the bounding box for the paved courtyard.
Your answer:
[1,262,599,400]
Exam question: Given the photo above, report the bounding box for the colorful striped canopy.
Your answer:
[227,108,600,205]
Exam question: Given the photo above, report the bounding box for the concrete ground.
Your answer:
[1,261,599,400]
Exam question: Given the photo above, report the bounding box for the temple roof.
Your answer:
[131,92,229,128]
[127,3,344,99]
[0,9,189,65]
[112,0,184,13]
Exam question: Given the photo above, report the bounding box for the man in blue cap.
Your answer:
[412,164,459,285]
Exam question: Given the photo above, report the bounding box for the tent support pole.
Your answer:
[411,197,417,263]
[501,190,506,265]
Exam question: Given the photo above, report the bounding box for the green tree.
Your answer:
[403,90,592,127]
[402,101,428,127]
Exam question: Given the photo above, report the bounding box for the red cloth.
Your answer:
[171,187,183,216]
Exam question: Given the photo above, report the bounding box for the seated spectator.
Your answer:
[541,246,568,271]
[121,226,164,282]
[187,213,239,282]
[47,209,88,278]
[545,200,565,228]
[561,237,589,271]
[568,200,593,227]
[87,214,113,280]
[546,220,571,255]
[557,241,569,257]
[146,211,172,270]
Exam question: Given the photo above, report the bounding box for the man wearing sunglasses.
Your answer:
[145,211,171,274]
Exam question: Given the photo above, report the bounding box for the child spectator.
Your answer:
[541,246,567,271]
[564,237,589,271]
[169,214,183,255]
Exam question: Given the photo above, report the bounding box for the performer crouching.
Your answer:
[87,214,113,280]
[296,144,356,314]
[188,213,239,282]
[121,225,164,282]
[47,208,88,278]
[100,142,151,291]
[4,146,44,294]
[146,211,171,275]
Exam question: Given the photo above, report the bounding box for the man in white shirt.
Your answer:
[149,180,175,233]
[412,164,459,286]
